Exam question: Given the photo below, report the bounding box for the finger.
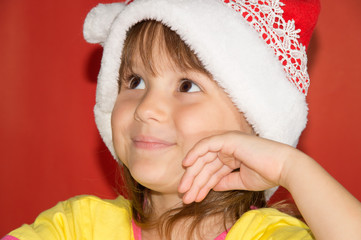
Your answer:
[183,136,226,167]
[182,159,223,204]
[178,152,218,193]
[218,152,242,169]
[213,167,276,192]
[213,171,247,191]
[194,164,233,202]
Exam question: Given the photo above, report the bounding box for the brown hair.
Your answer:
[118,20,210,90]
[118,20,267,239]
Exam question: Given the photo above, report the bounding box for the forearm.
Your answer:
[281,149,361,240]
[179,132,361,239]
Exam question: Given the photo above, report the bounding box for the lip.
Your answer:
[132,136,176,150]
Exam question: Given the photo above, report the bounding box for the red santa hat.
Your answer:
[83,0,320,199]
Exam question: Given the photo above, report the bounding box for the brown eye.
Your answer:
[128,75,145,89]
[179,79,201,93]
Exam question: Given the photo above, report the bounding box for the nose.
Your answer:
[134,88,169,123]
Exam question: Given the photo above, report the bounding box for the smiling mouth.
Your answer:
[132,136,175,150]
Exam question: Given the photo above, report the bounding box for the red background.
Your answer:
[1,0,360,236]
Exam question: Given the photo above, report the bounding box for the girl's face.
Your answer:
[111,47,253,196]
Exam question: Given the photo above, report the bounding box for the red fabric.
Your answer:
[282,0,321,48]
[224,0,315,94]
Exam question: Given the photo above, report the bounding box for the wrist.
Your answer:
[278,147,312,191]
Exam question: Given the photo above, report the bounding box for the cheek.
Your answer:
[174,97,253,155]
[174,102,241,154]
[111,99,135,166]
[176,102,243,136]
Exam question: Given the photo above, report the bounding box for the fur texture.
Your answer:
[83,0,310,199]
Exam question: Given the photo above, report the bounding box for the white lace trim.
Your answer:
[223,0,309,95]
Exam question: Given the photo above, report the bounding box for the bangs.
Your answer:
[119,20,209,87]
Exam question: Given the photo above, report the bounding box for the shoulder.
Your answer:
[63,194,130,207]
[58,194,132,213]
[226,208,314,240]
[6,195,134,240]
[35,195,132,223]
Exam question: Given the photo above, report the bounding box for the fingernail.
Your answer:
[182,158,188,166]
[178,183,184,193]
[183,155,193,166]
[183,193,192,204]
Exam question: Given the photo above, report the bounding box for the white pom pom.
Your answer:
[83,3,126,44]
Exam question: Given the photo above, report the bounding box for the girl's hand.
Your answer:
[178,131,361,240]
[178,131,295,204]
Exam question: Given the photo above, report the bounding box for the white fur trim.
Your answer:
[84,0,309,199]
[83,3,125,44]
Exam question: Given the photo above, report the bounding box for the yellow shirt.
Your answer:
[6,195,313,240]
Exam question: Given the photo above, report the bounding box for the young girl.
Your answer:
[3,0,361,239]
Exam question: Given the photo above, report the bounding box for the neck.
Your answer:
[140,191,233,240]
[150,191,184,218]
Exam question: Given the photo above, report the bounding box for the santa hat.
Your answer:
[83,0,320,199]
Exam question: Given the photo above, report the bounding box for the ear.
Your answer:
[83,3,126,45]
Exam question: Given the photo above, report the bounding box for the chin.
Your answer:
[130,164,181,193]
